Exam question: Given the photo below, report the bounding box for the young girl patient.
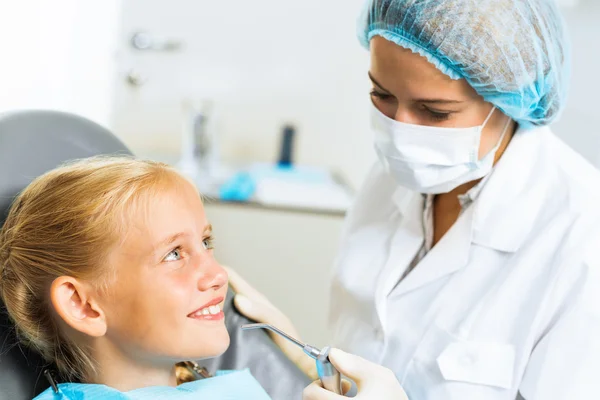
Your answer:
[0,157,271,399]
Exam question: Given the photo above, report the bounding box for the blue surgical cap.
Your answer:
[358,0,571,128]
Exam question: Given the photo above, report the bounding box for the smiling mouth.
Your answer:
[187,297,225,321]
[189,304,222,317]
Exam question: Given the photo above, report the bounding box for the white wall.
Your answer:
[0,0,121,128]
[112,0,375,190]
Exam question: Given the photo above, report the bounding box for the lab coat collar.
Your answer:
[388,204,475,298]
[386,183,473,299]
[470,126,546,253]
[376,192,426,302]
[392,186,415,216]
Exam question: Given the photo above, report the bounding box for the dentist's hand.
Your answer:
[225,266,318,379]
[303,349,409,400]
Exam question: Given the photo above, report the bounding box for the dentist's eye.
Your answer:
[370,89,393,101]
[202,236,215,250]
[421,105,452,122]
[163,247,182,262]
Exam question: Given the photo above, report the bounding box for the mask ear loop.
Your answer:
[475,113,512,164]
[495,115,513,149]
[480,106,497,130]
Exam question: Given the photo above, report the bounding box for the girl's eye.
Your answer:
[202,236,215,250]
[163,247,182,262]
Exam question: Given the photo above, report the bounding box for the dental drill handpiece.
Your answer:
[241,323,343,394]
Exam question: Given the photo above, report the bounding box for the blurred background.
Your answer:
[0,0,598,347]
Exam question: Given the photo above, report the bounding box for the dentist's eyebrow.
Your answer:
[369,72,464,104]
[368,72,392,93]
[415,98,464,104]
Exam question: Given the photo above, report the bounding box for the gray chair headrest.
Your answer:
[0,110,131,225]
[0,110,131,400]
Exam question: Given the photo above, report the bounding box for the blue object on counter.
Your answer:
[219,172,256,202]
[278,125,295,168]
[218,163,335,202]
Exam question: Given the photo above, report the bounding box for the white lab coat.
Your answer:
[330,126,600,400]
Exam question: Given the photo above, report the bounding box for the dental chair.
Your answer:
[0,110,310,400]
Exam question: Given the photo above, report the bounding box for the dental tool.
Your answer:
[241,323,342,394]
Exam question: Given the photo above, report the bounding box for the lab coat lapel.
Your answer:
[375,189,424,312]
[392,201,475,298]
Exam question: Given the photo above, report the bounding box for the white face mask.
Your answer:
[371,102,511,194]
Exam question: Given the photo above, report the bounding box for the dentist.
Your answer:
[233,0,600,398]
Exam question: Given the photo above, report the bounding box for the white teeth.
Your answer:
[193,304,221,317]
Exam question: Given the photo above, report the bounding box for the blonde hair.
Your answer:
[0,156,193,382]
